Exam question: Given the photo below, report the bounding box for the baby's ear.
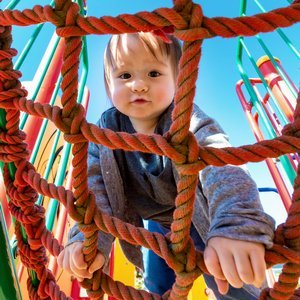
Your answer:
[108,89,112,100]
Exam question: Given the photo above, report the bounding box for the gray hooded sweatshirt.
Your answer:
[69,103,275,271]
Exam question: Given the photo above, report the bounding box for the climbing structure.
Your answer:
[0,0,300,299]
[236,0,299,213]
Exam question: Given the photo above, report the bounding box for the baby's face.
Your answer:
[107,34,176,133]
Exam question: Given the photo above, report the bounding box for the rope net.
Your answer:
[0,0,300,299]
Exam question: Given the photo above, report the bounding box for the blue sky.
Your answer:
[3,0,300,224]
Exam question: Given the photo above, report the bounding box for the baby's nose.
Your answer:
[131,79,148,92]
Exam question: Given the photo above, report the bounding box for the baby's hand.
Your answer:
[204,237,266,295]
[57,242,105,282]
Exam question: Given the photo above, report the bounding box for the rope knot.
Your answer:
[165,236,202,299]
[15,160,36,188]
[37,267,57,299]
[0,69,22,81]
[0,141,29,163]
[55,2,85,37]
[0,129,26,144]
[69,103,86,134]
[77,192,101,264]
[176,267,202,290]
[63,104,88,144]
[174,2,211,41]
[0,48,18,60]
[61,103,85,134]
[165,231,199,272]
[64,2,80,27]
[169,131,204,175]
[77,192,98,234]
[0,45,22,81]
[0,87,28,107]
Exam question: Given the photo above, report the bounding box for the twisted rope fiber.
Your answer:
[0,24,69,300]
[1,93,300,168]
[24,169,189,272]
[0,0,299,299]
[23,168,300,266]
[0,2,300,39]
[23,166,300,298]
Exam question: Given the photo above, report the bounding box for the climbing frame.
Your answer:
[0,0,300,299]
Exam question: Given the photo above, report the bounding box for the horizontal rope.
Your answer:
[0,3,298,39]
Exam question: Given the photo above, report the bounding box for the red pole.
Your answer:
[23,36,65,154]
[257,55,297,123]
[236,80,292,210]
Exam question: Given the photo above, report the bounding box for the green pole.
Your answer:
[253,0,299,60]
[45,142,71,230]
[0,48,22,297]
[0,205,22,300]
[5,0,20,9]
[14,24,45,71]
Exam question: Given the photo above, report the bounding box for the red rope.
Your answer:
[0,0,299,299]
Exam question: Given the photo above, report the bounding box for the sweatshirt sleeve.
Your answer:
[67,124,115,267]
[192,105,275,248]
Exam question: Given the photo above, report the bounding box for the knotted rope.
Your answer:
[0,0,300,299]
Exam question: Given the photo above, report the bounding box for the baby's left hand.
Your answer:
[204,237,266,295]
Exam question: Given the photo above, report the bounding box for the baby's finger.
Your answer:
[88,253,105,274]
[250,250,266,288]
[70,254,92,279]
[204,245,225,280]
[234,253,254,285]
[214,278,229,295]
[219,254,243,289]
[72,244,88,270]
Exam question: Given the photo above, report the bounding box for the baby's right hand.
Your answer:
[57,242,105,282]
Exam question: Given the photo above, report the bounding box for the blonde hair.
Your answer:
[103,32,182,99]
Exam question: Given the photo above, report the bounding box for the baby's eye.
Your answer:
[148,71,161,77]
[119,73,131,79]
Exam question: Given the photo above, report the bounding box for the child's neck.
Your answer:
[130,118,157,134]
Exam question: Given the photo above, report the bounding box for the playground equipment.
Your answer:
[235,0,299,291]
[236,0,299,211]
[0,0,300,299]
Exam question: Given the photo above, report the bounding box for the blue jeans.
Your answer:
[142,220,261,300]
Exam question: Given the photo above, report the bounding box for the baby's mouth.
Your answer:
[132,98,149,104]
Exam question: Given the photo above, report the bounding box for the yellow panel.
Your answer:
[113,239,135,287]
[113,239,209,299]
[188,275,209,300]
